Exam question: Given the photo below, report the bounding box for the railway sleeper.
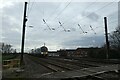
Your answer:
[31,56,73,71]
[27,55,59,72]
[28,55,71,72]
[42,60,73,71]
[48,57,98,68]
[41,58,89,70]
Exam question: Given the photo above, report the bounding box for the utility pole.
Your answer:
[104,17,110,59]
[20,2,28,66]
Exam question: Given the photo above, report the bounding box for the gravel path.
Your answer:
[21,54,53,78]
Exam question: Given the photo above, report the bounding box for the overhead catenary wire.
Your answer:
[108,20,118,24]
[43,19,51,30]
[78,0,117,22]
[90,25,96,34]
[65,0,117,28]
[59,21,66,32]
[91,19,118,30]
[41,18,117,33]
[78,24,87,34]
[78,24,84,33]
[83,0,98,12]
[27,0,36,17]
[40,19,117,35]
[26,0,117,34]
[87,20,117,33]
[78,25,103,35]
[23,1,118,49]
[27,0,30,16]
[42,14,117,33]
[53,0,72,21]
[63,0,98,24]
[58,21,71,32]
[46,3,62,21]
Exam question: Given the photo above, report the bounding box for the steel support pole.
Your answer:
[20,2,27,66]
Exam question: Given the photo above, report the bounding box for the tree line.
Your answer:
[88,26,120,59]
[109,26,120,50]
[1,26,119,59]
[0,43,17,53]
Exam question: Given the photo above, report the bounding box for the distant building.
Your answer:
[65,49,76,57]
[57,49,67,57]
[48,51,58,56]
[58,47,101,58]
[57,49,76,57]
[75,48,88,57]
[75,47,101,57]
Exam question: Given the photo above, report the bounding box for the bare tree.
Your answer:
[1,43,13,53]
[109,26,120,50]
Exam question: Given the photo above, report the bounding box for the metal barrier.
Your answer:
[3,59,20,69]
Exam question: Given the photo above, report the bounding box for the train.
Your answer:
[29,44,48,57]
[40,45,48,57]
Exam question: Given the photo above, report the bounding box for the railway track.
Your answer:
[25,55,119,79]
[40,65,119,80]
[39,58,87,70]
[27,55,72,72]
[28,54,98,72]
[65,57,120,64]
[46,57,98,68]
[47,56,119,67]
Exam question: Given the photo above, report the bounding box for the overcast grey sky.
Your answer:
[1,0,119,52]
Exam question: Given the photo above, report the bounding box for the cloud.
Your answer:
[82,11,100,22]
[0,1,14,9]
[87,12,100,21]
[1,2,118,52]
[61,35,105,48]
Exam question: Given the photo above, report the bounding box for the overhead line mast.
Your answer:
[20,2,28,66]
[104,17,110,59]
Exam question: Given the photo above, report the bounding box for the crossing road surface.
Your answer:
[40,64,119,78]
